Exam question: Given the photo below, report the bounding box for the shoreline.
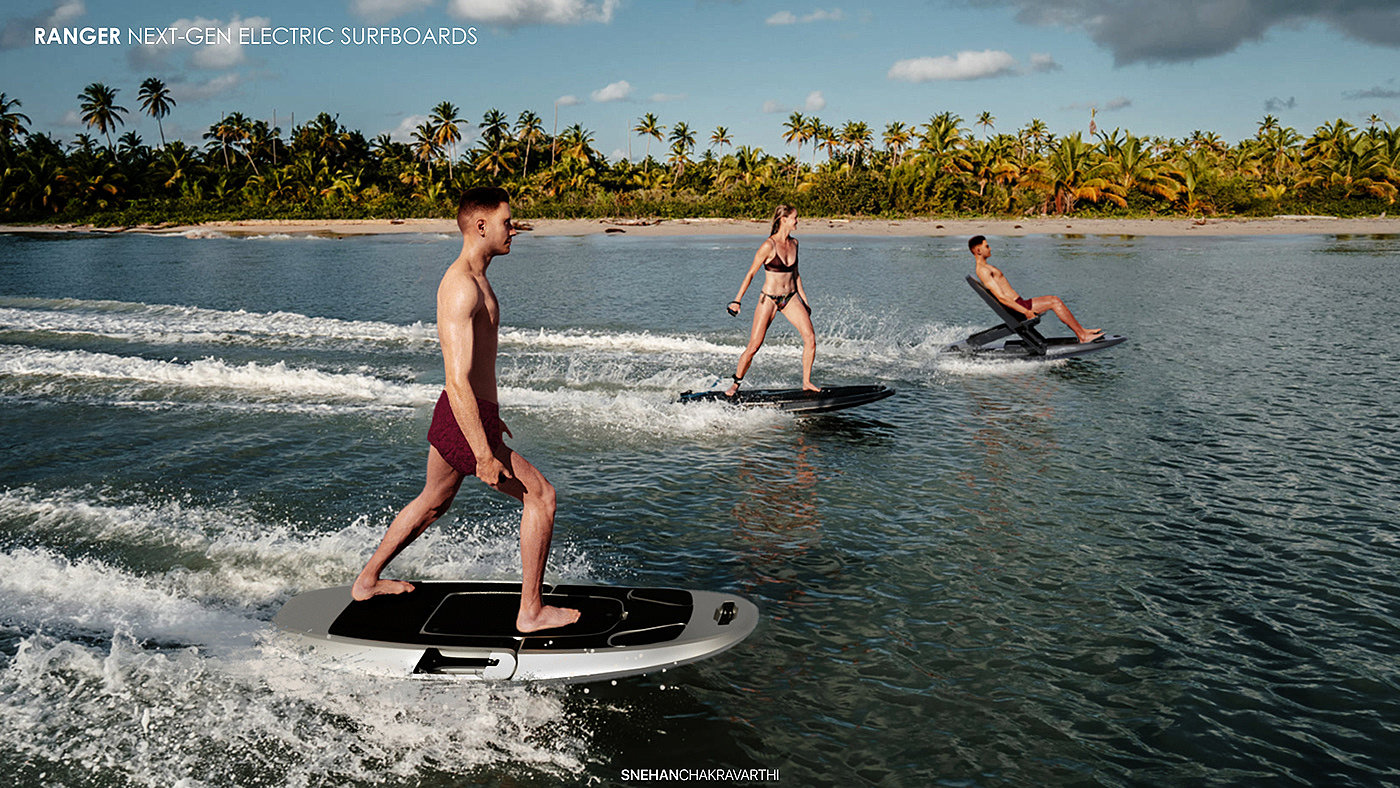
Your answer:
[3,215,1399,238]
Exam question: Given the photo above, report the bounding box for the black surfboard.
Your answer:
[678,384,895,415]
[275,582,758,683]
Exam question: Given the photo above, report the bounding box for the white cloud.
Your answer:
[127,15,271,70]
[888,50,1020,82]
[608,147,627,161]
[446,0,618,25]
[762,99,787,114]
[0,0,84,49]
[650,92,686,102]
[350,0,434,22]
[385,114,431,143]
[590,80,633,102]
[59,109,81,127]
[171,73,244,101]
[804,91,826,111]
[1029,53,1062,72]
[556,95,583,106]
[766,8,844,25]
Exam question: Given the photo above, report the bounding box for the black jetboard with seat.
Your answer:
[274,582,758,683]
[945,275,1125,360]
[678,384,895,414]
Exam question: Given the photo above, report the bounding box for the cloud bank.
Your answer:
[766,8,845,25]
[1,0,85,50]
[888,50,1020,82]
[445,0,618,25]
[975,0,1400,65]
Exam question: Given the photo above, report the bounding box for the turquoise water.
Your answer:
[1,229,1397,786]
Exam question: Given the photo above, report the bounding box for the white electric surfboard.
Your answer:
[274,582,758,683]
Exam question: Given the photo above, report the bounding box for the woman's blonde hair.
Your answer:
[769,204,796,237]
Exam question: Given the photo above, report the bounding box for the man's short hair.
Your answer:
[968,235,986,251]
[456,186,510,230]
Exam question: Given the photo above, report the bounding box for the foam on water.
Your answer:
[500,326,735,356]
[500,384,787,439]
[0,487,595,612]
[0,296,437,348]
[0,487,594,784]
[0,345,439,407]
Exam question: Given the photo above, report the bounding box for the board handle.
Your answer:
[414,648,500,675]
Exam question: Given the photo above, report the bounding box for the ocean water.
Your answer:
[0,229,1397,786]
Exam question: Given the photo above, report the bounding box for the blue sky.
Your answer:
[3,0,1398,160]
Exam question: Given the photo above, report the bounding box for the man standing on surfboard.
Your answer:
[969,235,1104,344]
[352,187,580,633]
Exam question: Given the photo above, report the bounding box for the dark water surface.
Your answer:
[1,229,1397,786]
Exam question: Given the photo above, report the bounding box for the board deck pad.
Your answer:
[327,582,694,650]
[679,384,894,414]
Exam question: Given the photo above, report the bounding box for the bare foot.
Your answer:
[802,382,821,392]
[1077,329,1105,343]
[351,578,415,601]
[516,605,581,633]
[724,383,739,397]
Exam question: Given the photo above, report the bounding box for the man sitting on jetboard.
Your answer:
[969,235,1104,344]
[351,187,580,633]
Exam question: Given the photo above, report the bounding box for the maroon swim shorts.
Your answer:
[427,391,507,475]
[1015,297,1034,313]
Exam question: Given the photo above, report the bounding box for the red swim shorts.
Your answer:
[427,391,507,475]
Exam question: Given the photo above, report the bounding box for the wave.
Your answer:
[0,345,439,408]
[0,296,437,349]
[0,485,595,784]
[0,486,596,616]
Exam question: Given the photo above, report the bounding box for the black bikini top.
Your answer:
[764,245,797,272]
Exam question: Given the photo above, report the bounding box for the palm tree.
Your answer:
[882,121,911,167]
[668,122,696,178]
[1028,133,1126,214]
[480,107,509,149]
[410,122,441,178]
[515,110,546,180]
[475,144,519,179]
[782,111,807,177]
[633,112,664,171]
[203,115,237,169]
[977,111,995,139]
[137,78,175,149]
[1257,114,1280,135]
[1102,132,1180,203]
[78,83,127,150]
[839,120,872,167]
[430,101,464,178]
[558,123,595,163]
[1020,118,1050,157]
[0,93,32,144]
[1298,133,1397,202]
[803,116,823,168]
[710,125,732,152]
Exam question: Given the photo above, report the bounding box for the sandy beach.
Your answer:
[3,215,1399,238]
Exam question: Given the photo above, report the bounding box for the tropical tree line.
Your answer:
[2,81,1398,225]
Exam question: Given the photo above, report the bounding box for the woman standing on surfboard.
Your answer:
[724,204,819,396]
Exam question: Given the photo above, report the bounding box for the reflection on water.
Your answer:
[1,231,1399,785]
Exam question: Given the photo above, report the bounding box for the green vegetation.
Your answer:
[2,84,1397,225]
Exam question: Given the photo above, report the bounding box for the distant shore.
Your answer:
[4,215,1399,238]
